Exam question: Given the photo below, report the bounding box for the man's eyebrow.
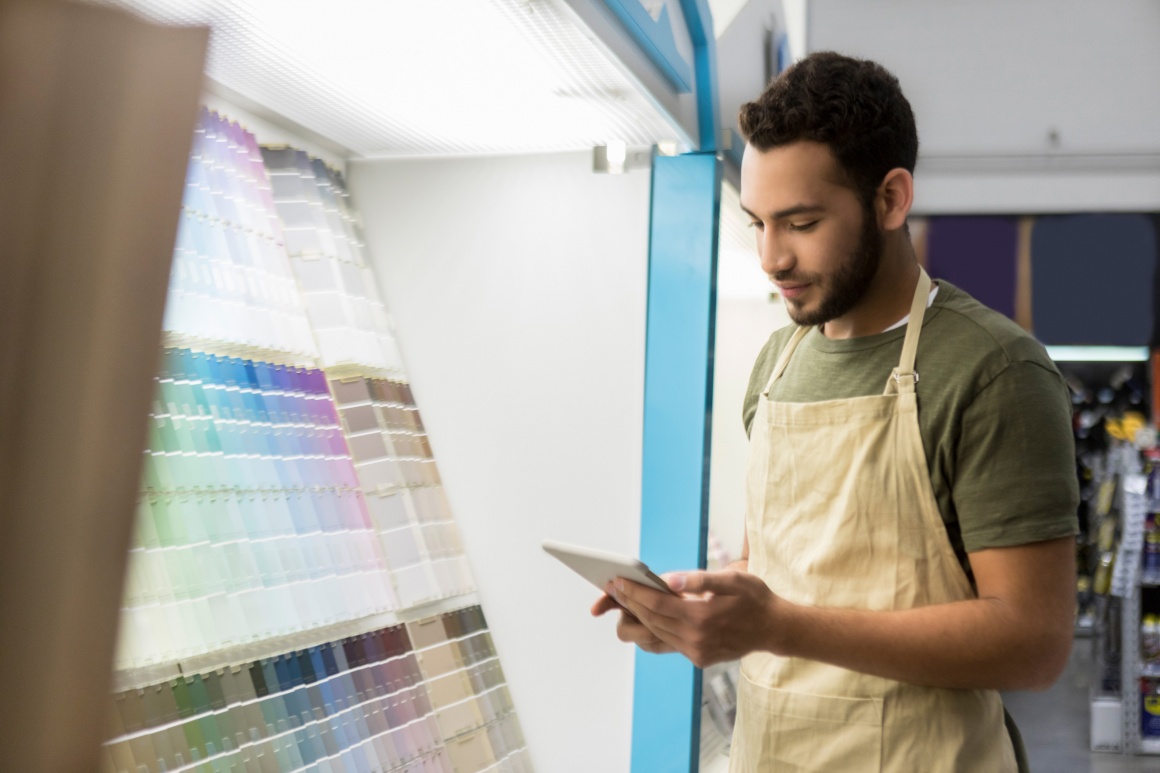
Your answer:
[740,203,825,220]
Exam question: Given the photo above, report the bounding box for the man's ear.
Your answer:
[877,168,914,232]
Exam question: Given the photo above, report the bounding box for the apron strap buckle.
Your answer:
[892,369,919,384]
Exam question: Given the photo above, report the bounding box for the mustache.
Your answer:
[772,271,820,284]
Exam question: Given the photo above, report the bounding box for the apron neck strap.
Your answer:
[888,267,932,395]
[762,267,933,398]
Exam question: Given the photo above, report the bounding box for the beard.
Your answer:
[777,205,884,327]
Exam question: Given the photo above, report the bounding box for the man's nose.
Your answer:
[759,229,793,276]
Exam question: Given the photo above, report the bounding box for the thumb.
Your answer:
[666,570,738,595]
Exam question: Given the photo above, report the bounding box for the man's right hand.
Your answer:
[590,586,677,655]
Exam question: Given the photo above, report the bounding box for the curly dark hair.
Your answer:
[739,51,918,207]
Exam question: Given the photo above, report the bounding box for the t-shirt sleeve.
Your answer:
[742,334,783,438]
[952,360,1080,552]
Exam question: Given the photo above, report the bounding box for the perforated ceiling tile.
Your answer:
[93,0,689,158]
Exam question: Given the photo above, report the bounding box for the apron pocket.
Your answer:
[730,671,883,773]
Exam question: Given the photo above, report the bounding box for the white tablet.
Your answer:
[542,539,677,596]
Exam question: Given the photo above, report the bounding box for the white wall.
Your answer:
[348,153,651,773]
[808,0,1160,213]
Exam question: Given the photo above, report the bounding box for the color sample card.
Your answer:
[263,148,404,374]
[330,375,475,608]
[118,349,397,669]
[165,109,317,358]
[104,608,530,773]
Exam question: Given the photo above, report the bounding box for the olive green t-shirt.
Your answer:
[742,281,1080,584]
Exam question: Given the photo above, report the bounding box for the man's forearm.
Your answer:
[775,596,1067,691]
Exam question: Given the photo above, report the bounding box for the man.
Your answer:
[592,52,1078,771]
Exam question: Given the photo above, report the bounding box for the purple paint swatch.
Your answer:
[926,216,1019,319]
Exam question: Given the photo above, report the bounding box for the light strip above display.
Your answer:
[1045,346,1151,362]
[94,0,691,156]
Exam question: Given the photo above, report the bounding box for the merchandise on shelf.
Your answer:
[1144,680,1160,740]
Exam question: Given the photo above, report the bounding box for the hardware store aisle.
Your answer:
[1005,637,1160,772]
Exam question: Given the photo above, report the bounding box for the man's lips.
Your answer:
[776,282,811,300]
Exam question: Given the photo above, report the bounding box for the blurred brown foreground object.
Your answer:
[0,2,207,770]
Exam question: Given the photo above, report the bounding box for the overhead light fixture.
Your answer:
[656,140,679,157]
[97,0,696,157]
[593,141,652,174]
[1045,346,1150,362]
[606,139,627,168]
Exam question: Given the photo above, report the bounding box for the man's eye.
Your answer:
[788,221,819,232]
[747,221,764,230]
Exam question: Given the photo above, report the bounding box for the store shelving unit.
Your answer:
[1113,476,1160,756]
[1059,353,1158,758]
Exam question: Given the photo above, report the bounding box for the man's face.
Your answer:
[739,141,882,327]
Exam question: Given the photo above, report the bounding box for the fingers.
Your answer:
[592,593,641,623]
[590,593,619,617]
[616,612,675,654]
[610,578,685,621]
[668,569,743,596]
[609,581,686,640]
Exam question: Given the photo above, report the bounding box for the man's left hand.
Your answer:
[606,570,788,668]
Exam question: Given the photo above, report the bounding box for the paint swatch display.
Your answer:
[118,348,397,669]
[263,147,403,374]
[112,111,530,771]
[262,146,475,609]
[104,607,530,773]
[165,109,317,360]
[407,608,529,773]
[332,375,474,609]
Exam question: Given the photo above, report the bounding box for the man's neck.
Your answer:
[822,245,921,340]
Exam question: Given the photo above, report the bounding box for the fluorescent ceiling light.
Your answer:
[1045,346,1150,362]
[606,140,628,166]
[93,0,694,158]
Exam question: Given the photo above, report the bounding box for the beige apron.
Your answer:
[729,269,1016,772]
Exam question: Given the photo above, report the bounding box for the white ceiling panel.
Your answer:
[95,0,691,157]
[808,0,1160,159]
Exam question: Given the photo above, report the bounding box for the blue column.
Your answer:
[631,151,722,773]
